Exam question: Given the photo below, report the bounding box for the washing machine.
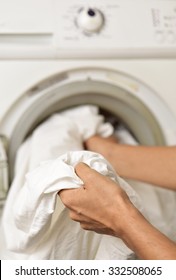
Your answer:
[1,0,176,217]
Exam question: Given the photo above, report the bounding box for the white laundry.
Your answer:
[28,105,113,170]
[1,105,176,260]
[1,105,142,260]
[60,105,114,140]
[2,150,143,259]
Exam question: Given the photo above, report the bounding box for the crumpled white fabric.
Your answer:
[28,105,113,170]
[1,105,142,260]
[2,105,176,260]
[3,151,142,259]
[60,105,114,140]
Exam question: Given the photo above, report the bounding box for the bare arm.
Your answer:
[85,135,176,190]
[59,163,176,260]
[121,209,176,260]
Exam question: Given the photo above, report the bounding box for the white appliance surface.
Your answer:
[0,0,176,58]
[0,0,176,118]
[1,60,176,120]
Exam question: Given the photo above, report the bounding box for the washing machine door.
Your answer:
[1,67,176,201]
[0,136,8,205]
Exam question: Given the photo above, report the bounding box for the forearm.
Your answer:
[60,162,176,260]
[86,136,176,190]
[111,144,176,189]
[115,207,176,260]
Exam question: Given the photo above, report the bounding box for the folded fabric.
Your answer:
[2,150,142,259]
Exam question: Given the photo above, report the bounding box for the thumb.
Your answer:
[75,162,105,186]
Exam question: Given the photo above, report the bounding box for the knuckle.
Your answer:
[60,193,71,207]
[81,223,91,231]
[81,223,88,230]
[69,211,77,220]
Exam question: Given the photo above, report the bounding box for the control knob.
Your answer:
[76,8,104,33]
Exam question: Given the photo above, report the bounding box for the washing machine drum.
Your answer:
[1,67,176,182]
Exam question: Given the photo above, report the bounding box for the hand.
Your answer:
[84,135,120,172]
[60,163,176,260]
[59,162,135,238]
[85,135,118,152]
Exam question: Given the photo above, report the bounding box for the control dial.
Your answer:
[76,8,104,33]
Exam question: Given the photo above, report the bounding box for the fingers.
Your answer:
[69,210,94,223]
[59,188,81,210]
[69,210,107,233]
[69,212,115,236]
[85,134,118,151]
[105,135,118,143]
[75,162,94,185]
[75,162,109,187]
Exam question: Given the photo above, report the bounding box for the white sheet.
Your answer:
[3,150,143,259]
[0,105,141,259]
[1,105,176,260]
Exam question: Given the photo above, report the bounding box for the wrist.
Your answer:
[85,135,116,161]
[104,193,139,239]
[111,201,142,245]
[115,207,176,259]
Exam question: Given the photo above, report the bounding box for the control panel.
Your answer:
[0,0,176,58]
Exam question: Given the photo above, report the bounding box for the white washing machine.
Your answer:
[1,0,176,213]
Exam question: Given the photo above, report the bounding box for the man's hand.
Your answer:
[59,162,134,238]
